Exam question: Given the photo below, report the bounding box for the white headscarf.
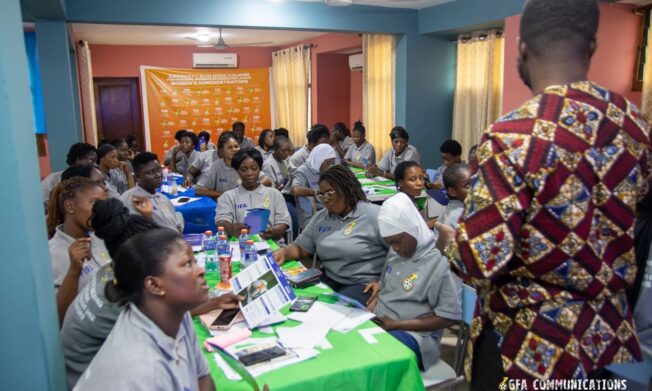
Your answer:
[377,192,435,260]
[307,144,336,171]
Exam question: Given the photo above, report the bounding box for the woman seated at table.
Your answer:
[47,177,111,323]
[183,131,232,186]
[119,152,184,233]
[256,128,275,162]
[263,136,294,193]
[97,144,132,197]
[331,122,354,160]
[366,126,421,180]
[62,199,240,389]
[216,148,291,244]
[169,131,200,176]
[42,142,97,209]
[60,164,110,198]
[274,165,388,304]
[292,144,337,229]
[394,161,437,230]
[344,121,376,168]
[368,192,462,370]
[74,229,215,391]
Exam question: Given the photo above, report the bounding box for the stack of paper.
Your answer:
[275,324,330,349]
[287,301,375,333]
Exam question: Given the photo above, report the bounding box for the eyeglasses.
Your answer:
[315,189,337,203]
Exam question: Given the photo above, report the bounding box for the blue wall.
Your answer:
[395,33,456,168]
[419,0,525,34]
[0,1,67,389]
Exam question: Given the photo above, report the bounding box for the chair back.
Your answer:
[462,284,477,326]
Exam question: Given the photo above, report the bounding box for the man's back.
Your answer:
[450,81,648,380]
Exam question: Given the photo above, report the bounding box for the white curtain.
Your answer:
[75,40,98,145]
[272,45,311,147]
[642,11,652,118]
[363,34,395,158]
[452,30,504,156]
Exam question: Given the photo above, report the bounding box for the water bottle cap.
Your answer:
[247,240,254,244]
[241,229,248,234]
[219,235,227,239]
[218,226,225,230]
[204,230,213,235]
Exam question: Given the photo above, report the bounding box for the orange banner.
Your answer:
[141,66,271,159]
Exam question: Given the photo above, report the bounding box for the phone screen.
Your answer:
[212,308,240,326]
[178,197,190,203]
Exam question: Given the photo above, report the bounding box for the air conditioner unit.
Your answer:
[349,53,363,71]
[192,53,238,69]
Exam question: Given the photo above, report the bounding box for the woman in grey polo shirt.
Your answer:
[75,229,214,391]
[292,143,337,229]
[274,166,388,304]
[46,177,111,324]
[366,126,421,180]
[369,192,462,370]
[216,148,291,243]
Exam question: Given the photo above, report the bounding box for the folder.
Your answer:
[243,208,271,234]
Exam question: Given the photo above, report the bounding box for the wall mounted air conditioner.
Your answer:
[192,53,238,69]
[349,53,363,71]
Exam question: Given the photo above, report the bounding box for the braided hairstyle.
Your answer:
[443,163,470,190]
[46,177,103,239]
[91,198,160,258]
[319,165,367,213]
[109,229,185,306]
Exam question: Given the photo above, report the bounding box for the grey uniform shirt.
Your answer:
[49,226,111,290]
[191,150,220,176]
[74,304,210,391]
[107,168,129,195]
[61,264,123,388]
[255,146,274,163]
[42,170,62,208]
[240,137,255,149]
[344,141,376,166]
[196,158,241,194]
[378,144,421,173]
[294,201,388,285]
[119,185,184,232]
[288,145,310,175]
[216,185,291,244]
[339,136,354,155]
[263,157,290,187]
[375,246,462,369]
[432,199,464,242]
[292,165,323,228]
[175,150,200,176]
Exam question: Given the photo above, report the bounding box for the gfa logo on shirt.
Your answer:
[219,178,228,183]
[318,226,332,232]
[236,203,248,209]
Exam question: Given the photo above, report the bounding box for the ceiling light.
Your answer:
[324,0,353,6]
[196,33,212,42]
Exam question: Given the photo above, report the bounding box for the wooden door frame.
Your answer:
[93,77,144,150]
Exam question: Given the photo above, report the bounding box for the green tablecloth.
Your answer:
[193,239,424,391]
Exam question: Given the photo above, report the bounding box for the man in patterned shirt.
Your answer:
[436,0,648,387]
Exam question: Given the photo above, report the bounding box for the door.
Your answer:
[94,77,143,148]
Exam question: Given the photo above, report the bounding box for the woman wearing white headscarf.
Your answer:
[369,192,462,370]
[291,144,337,229]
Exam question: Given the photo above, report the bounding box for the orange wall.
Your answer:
[317,53,351,129]
[350,70,363,126]
[90,45,275,77]
[502,3,642,113]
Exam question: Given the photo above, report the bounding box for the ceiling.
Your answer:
[71,23,326,46]
[294,0,455,9]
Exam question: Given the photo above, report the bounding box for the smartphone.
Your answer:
[210,308,241,330]
[286,268,322,288]
[177,197,191,203]
[238,345,287,366]
[290,296,317,312]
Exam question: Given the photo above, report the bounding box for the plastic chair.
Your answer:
[421,284,476,390]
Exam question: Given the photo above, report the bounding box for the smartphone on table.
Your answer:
[210,308,242,330]
[289,296,317,312]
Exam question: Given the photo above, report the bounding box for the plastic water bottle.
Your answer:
[162,168,169,191]
[243,240,257,268]
[217,226,226,239]
[217,235,230,256]
[202,230,217,272]
[239,229,249,260]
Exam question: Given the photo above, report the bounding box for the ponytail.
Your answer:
[46,177,100,239]
[46,183,65,239]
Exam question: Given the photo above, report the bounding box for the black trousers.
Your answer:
[471,325,506,391]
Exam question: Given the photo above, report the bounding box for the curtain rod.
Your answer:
[455,30,503,43]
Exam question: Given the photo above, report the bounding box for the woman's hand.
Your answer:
[117,160,130,174]
[68,238,92,275]
[365,165,380,178]
[434,222,456,252]
[183,175,194,188]
[364,282,380,311]
[132,195,153,220]
[375,316,398,331]
[259,227,273,240]
[426,217,438,230]
[272,248,287,265]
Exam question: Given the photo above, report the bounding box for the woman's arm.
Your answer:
[260,223,289,241]
[184,166,201,187]
[56,237,92,325]
[377,313,455,332]
[195,186,224,199]
[292,185,317,198]
[272,244,312,265]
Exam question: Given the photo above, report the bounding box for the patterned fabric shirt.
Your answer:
[445,82,649,382]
